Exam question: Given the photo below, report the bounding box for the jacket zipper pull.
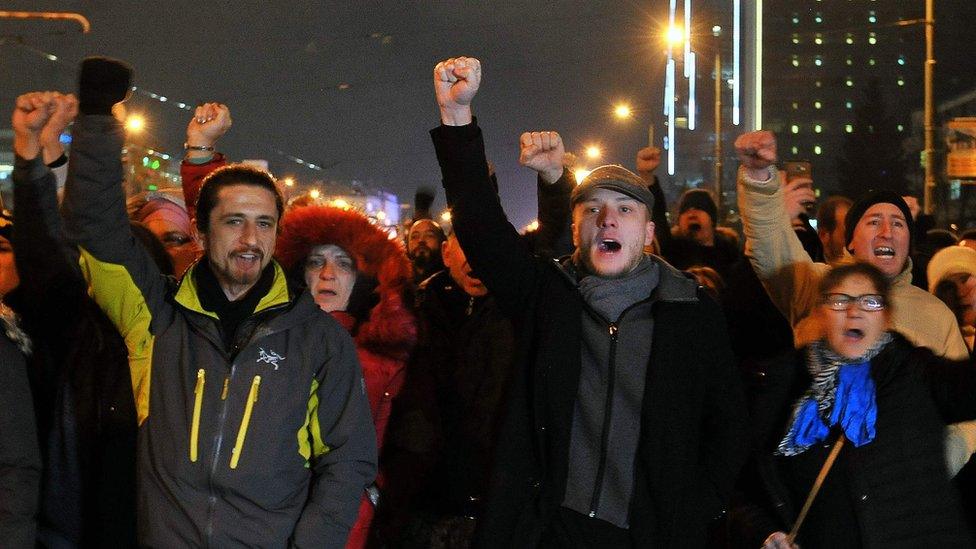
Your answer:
[230,375,262,470]
[608,323,618,340]
[190,369,206,462]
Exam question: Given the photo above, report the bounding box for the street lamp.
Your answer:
[585,146,602,160]
[614,103,633,119]
[125,114,145,133]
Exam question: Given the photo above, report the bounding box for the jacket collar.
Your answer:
[175,259,292,318]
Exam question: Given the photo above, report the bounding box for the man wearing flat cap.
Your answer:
[428,55,747,548]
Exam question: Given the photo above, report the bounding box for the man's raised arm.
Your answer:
[429,57,541,315]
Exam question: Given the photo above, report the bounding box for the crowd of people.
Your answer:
[3,54,976,549]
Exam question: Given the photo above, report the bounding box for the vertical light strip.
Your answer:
[732,0,741,125]
[683,0,692,77]
[753,0,763,129]
[667,58,676,175]
[688,51,697,130]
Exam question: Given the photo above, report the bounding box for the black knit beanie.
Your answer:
[678,189,718,224]
[843,190,915,250]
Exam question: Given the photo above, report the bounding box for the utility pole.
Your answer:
[714,48,722,217]
[923,0,936,214]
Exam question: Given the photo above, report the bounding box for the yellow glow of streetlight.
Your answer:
[333,198,350,209]
[585,146,602,160]
[614,104,633,119]
[574,168,592,184]
[309,189,321,200]
[665,25,684,47]
[282,177,295,187]
[125,114,145,133]
[440,210,452,222]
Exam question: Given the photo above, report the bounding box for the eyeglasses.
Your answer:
[822,293,886,312]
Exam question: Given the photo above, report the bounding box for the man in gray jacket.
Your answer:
[16,58,376,548]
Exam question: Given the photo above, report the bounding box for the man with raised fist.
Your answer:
[428,56,746,548]
[735,130,967,359]
[57,57,376,548]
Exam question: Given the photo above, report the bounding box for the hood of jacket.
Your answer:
[275,205,417,359]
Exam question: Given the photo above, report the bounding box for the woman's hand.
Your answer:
[762,531,800,549]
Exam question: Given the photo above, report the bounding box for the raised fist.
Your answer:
[734,130,777,172]
[433,56,481,125]
[519,131,565,184]
[13,92,59,136]
[901,195,920,221]
[40,94,79,143]
[636,146,661,175]
[186,102,232,148]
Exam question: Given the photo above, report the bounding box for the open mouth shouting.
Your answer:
[873,246,895,258]
[843,327,864,342]
[597,239,622,253]
[232,249,263,271]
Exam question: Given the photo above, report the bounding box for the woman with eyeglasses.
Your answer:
[731,262,976,549]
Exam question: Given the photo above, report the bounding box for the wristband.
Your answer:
[184,143,215,151]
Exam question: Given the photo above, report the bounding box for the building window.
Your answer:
[792,55,800,67]
[868,58,876,66]
[792,146,799,155]
[814,145,823,155]
[845,101,853,109]
[845,33,854,45]
[792,14,800,24]
[814,56,823,67]
[845,77,854,87]
[815,33,824,45]
[814,124,823,133]
[815,80,823,88]
[868,32,877,45]
[845,56,853,66]
[897,124,905,132]
[792,101,799,110]
[792,33,800,45]
[814,101,822,109]
[898,55,906,66]
[868,11,877,24]
[814,13,823,24]
[897,77,905,86]
[845,124,854,133]
[791,124,800,134]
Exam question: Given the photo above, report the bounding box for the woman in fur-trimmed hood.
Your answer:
[276,204,417,549]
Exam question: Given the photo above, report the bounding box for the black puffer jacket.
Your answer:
[731,333,976,548]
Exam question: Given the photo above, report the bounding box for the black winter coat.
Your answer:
[431,121,748,548]
[731,333,976,548]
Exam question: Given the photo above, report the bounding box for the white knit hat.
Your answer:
[927,245,976,293]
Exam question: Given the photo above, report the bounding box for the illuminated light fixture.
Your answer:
[814,145,823,155]
[683,0,692,75]
[524,220,540,233]
[614,104,632,118]
[845,124,853,133]
[574,169,592,184]
[125,115,145,133]
[733,0,741,125]
[440,210,452,222]
[814,124,822,133]
[791,124,799,134]
[687,51,696,130]
[333,198,350,209]
[585,146,602,160]
[791,146,799,155]
[309,189,321,200]
[814,101,822,109]
[282,177,295,187]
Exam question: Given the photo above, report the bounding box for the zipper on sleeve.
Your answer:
[190,369,206,462]
[229,375,262,469]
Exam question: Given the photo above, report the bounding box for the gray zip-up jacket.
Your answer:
[62,114,377,548]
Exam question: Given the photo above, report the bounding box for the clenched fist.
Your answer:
[434,57,481,126]
[735,131,777,178]
[519,131,565,184]
[13,91,69,160]
[636,147,661,179]
[186,102,232,155]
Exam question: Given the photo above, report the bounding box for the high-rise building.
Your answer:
[762,2,973,192]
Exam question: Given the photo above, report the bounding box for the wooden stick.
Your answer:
[787,433,847,545]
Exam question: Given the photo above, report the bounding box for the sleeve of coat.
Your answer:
[430,120,542,317]
[530,167,575,259]
[737,165,827,328]
[180,153,227,219]
[291,325,377,549]
[0,346,41,549]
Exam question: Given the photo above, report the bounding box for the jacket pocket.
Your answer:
[230,375,262,469]
[190,369,205,462]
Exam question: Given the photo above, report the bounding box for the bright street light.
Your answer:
[614,104,633,119]
[440,210,452,222]
[585,146,602,160]
[282,177,295,187]
[665,25,684,47]
[309,189,321,200]
[574,168,592,184]
[125,114,145,133]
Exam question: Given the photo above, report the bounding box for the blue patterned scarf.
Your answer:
[777,332,892,456]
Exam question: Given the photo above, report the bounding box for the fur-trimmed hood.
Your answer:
[276,205,417,359]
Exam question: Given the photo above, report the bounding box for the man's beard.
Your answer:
[411,252,444,280]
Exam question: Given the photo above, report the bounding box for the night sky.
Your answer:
[2,1,677,228]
